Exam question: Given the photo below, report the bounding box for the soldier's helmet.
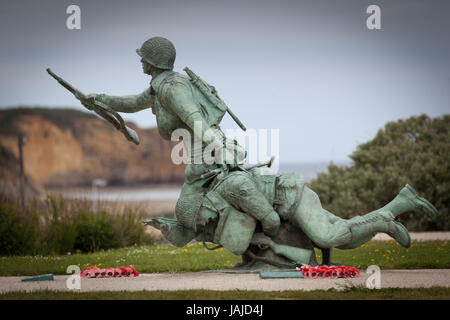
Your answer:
[136,37,176,70]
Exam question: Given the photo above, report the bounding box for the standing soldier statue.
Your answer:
[48,36,438,270]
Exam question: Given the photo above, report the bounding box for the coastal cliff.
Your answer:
[0,108,186,192]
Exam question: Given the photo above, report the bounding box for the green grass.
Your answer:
[0,240,448,277]
[0,243,237,276]
[1,287,450,300]
[322,240,450,269]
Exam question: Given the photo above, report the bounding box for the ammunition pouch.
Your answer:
[249,169,277,205]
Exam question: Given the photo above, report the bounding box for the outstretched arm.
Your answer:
[93,87,154,113]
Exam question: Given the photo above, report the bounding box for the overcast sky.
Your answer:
[1,0,449,164]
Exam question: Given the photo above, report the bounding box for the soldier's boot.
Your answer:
[345,210,411,248]
[381,184,438,218]
[338,184,437,250]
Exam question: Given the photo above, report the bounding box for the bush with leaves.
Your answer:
[0,195,154,256]
[309,114,449,231]
[0,205,34,256]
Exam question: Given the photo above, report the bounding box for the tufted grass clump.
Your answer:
[0,195,153,256]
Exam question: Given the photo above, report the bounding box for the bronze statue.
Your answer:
[48,36,438,271]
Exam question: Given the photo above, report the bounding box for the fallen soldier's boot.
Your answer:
[384,184,438,218]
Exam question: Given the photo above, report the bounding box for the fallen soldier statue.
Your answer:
[48,36,438,271]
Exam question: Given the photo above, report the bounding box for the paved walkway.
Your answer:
[1,269,449,293]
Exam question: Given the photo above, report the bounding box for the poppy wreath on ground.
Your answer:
[80,266,139,278]
[296,265,360,278]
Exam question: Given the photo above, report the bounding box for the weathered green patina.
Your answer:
[49,36,439,271]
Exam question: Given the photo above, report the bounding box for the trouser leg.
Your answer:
[290,187,352,248]
[291,186,411,249]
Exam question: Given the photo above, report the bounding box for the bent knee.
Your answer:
[221,174,256,200]
[311,235,335,249]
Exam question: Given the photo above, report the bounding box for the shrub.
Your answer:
[309,114,449,231]
[73,211,117,252]
[0,205,30,255]
[0,195,154,256]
